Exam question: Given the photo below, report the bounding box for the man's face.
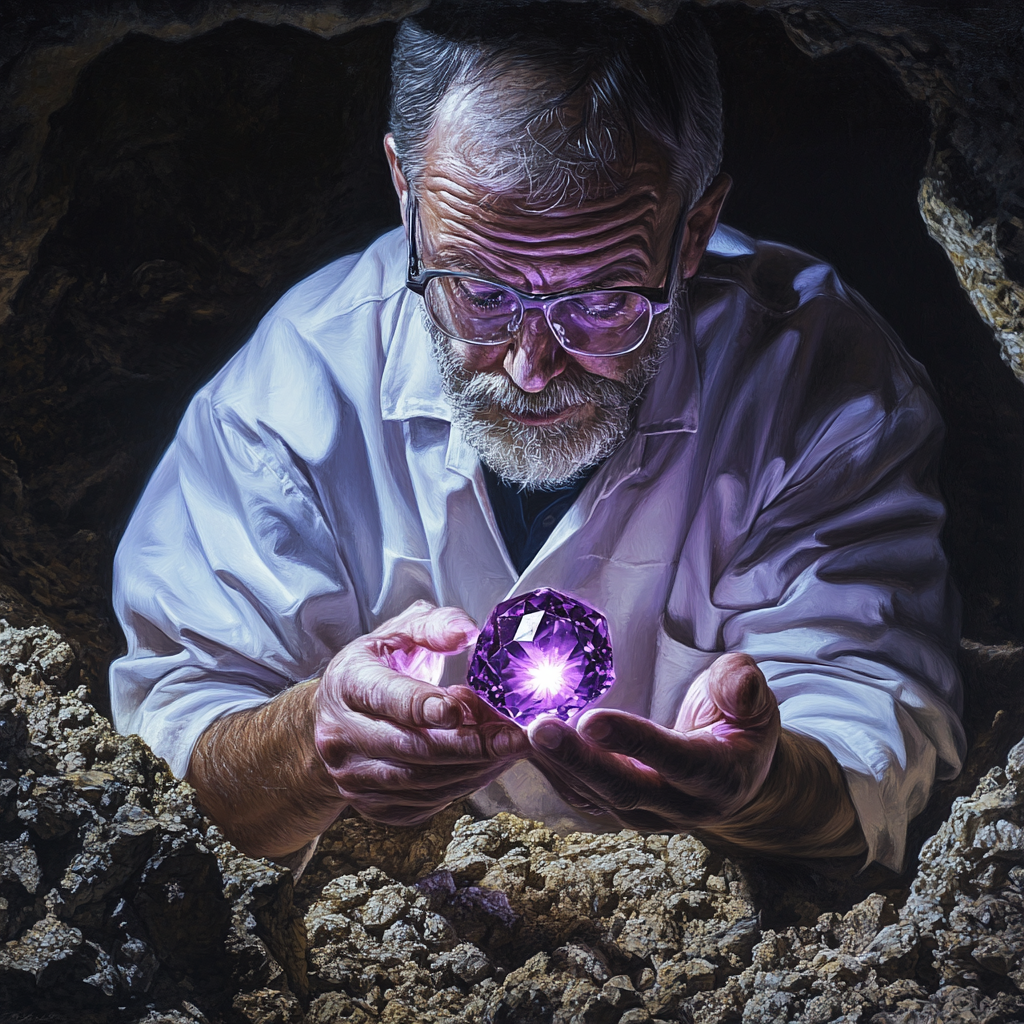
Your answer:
[385,96,728,488]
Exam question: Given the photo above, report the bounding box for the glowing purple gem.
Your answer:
[466,588,614,724]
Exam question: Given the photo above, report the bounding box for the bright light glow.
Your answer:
[520,651,573,699]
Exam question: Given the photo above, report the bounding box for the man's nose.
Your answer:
[503,309,567,392]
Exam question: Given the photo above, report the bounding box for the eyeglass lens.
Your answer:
[424,276,652,355]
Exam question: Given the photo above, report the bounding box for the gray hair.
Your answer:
[389,2,724,210]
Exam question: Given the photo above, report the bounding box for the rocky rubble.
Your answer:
[290,770,1024,1024]
[0,619,306,1023]
[3,616,1024,1024]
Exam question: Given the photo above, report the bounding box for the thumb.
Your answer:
[374,602,479,655]
[706,653,776,731]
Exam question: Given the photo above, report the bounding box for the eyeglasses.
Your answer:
[404,195,687,357]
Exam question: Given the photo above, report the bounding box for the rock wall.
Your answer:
[1,2,1024,1022]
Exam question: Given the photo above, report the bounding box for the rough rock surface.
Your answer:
[770,4,1024,385]
[919,174,1024,384]
[4,618,1024,1023]
[0,619,306,1023]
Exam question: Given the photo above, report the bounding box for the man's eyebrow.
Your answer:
[432,248,487,274]
[596,254,655,285]
[429,249,657,290]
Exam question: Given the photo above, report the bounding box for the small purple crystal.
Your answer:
[466,588,614,724]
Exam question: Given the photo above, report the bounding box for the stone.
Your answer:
[0,915,85,992]
[618,1011,656,1024]
[467,588,615,724]
[358,885,414,932]
[601,974,643,1009]
[231,988,305,1024]
[306,992,373,1024]
[0,620,301,1019]
[551,942,612,983]
[431,941,494,985]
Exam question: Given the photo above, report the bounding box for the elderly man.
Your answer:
[110,2,964,874]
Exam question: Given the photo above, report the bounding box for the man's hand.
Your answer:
[187,600,530,861]
[527,653,777,830]
[527,653,866,859]
[315,601,530,826]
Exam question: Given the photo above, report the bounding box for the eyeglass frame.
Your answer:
[403,192,689,357]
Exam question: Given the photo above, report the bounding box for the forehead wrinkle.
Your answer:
[422,191,665,250]
[429,209,660,255]
[419,173,489,208]
[427,212,663,269]
[417,165,676,291]
[422,172,666,225]
[434,242,654,279]
[445,214,662,253]
[437,229,659,269]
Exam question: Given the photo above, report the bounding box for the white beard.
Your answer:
[426,292,678,489]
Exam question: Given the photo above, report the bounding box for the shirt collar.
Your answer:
[380,287,453,422]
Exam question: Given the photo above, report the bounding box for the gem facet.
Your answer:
[466,588,614,724]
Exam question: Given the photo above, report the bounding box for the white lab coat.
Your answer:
[110,225,965,870]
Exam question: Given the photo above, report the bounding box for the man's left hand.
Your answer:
[526,653,780,832]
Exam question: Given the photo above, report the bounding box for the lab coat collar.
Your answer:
[380,291,453,423]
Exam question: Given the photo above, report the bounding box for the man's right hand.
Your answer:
[314,601,530,825]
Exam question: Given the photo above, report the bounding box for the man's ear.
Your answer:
[384,133,410,231]
[679,173,732,280]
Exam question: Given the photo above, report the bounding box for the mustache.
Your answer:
[449,362,634,418]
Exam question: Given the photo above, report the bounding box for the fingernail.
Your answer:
[452,617,479,643]
[581,716,612,743]
[423,695,458,727]
[532,722,563,751]
[733,672,761,713]
[730,678,773,726]
[492,730,524,757]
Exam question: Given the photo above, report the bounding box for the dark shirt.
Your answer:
[482,462,603,575]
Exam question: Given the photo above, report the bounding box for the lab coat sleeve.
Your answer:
[109,370,363,779]
[711,313,965,871]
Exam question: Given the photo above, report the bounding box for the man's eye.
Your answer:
[572,293,631,320]
[456,280,513,311]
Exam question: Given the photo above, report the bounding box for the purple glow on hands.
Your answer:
[466,588,614,724]
[388,645,444,686]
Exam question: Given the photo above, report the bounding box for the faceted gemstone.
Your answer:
[466,588,614,724]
